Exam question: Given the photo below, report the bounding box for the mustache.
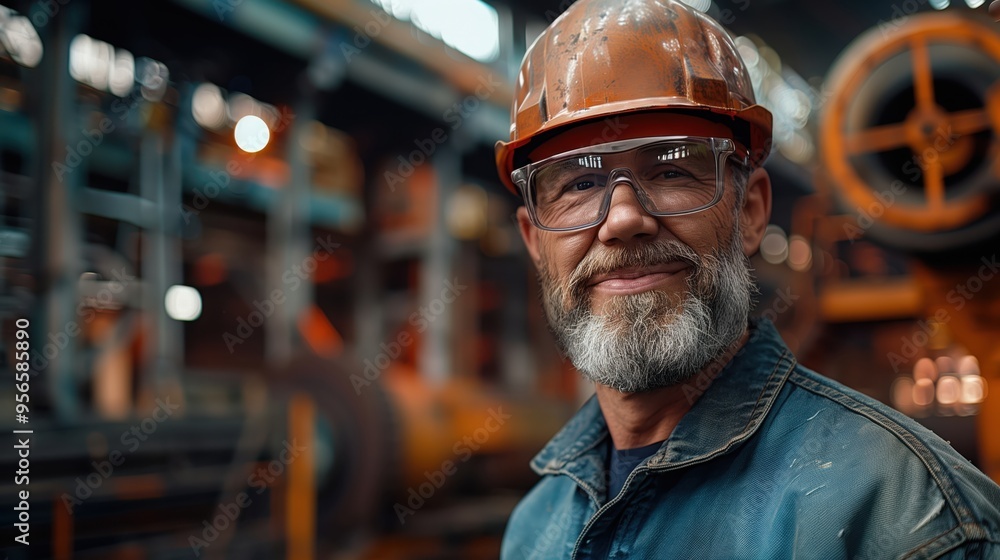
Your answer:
[566,240,703,299]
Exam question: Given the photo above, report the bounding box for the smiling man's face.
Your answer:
[516,113,770,393]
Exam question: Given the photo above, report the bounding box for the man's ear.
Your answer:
[516,206,542,266]
[739,167,772,256]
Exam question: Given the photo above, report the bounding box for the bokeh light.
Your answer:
[234,115,270,153]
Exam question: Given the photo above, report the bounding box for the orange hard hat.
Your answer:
[495,0,773,194]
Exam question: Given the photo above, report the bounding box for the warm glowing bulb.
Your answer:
[192,83,227,130]
[936,376,961,405]
[234,115,270,153]
[165,285,202,321]
[760,226,789,265]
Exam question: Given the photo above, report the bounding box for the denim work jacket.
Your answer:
[501,320,1000,559]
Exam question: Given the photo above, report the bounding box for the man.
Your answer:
[494,1,1000,558]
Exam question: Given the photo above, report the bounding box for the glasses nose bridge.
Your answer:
[604,166,652,208]
[606,166,636,186]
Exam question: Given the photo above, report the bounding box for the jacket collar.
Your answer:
[530,318,797,477]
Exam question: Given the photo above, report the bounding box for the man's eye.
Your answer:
[556,173,605,194]
[567,179,598,192]
[650,167,690,181]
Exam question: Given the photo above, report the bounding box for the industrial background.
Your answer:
[0,0,998,557]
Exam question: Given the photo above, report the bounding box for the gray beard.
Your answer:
[538,229,756,393]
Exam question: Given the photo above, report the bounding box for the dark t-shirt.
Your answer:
[608,440,664,499]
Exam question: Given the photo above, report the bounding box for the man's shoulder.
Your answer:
[761,363,1000,555]
[776,363,995,489]
[778,363,977,470]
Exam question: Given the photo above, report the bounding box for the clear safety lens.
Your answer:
[514,137,736,232]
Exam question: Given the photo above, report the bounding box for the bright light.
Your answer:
[780,130,815,165]
[234,115,270,153]
[70,35,96,85]
[930,0,950,9]
[787,235,812,271]
[891,377,916,414]
[446,184,488,240]
[914,357,938,382]
[961,376,987,404]
[70,34,113,91]
[192,83,227,130]
[936,376,961,405]
[966,0,985,7]
[735,37,760,68]
[912,378,935,407]
[760,225,789,265]
[371,0,500,62]
[958,355,980,376]
[228,92,257,123]
[0,14,43,68]
[165,285,202,321]
[109,49,134,97]
[69,34,157,98]
[137,57,169,101]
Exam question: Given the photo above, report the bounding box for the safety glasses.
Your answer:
[512,136,744,232]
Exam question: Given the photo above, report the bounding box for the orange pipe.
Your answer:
[53,496,72,560]
[287,394,315,560]
[820,279,924,323]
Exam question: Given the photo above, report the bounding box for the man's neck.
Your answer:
[595,328,750,450]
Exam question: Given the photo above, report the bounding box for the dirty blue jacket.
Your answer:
[501,320,1000,559]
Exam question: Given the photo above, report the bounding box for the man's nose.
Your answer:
[596,179,660,244]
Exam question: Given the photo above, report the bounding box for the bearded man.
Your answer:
[494,1,1000,558]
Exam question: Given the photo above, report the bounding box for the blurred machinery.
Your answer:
[783,11,1000,479]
